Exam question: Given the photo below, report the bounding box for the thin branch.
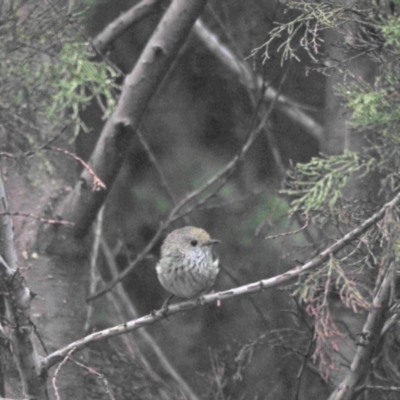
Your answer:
[220,263,269,328]
[136,127,192,226]
[70,358,116,400]
[51,347,76,400]
[92,0,167,54]
[0,127,67,160]
[293,328,314,400]
[193,19,324,142]
[136,128,178,205]
[0,211,74,226]
[45,189,400,369]
[265,214,310,240]
[358,385,400,393]
[87,221,166,301]
[171,66,287,223]
[44,146,106,191]
[194,12,289,179]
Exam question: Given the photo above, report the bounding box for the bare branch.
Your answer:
[136,128,178,205]
[0,211,74,226]
[51,348,76,400]
[92,0,167,54]
[193,19,324,143]
[44,146,106,192]
[265,214,310,240]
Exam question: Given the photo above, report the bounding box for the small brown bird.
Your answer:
[156,226,220,299]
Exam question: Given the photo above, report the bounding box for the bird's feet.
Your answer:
[196,295,206,306]
[159,294,174,317]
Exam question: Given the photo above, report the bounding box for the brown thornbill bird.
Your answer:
[156,226,220,299]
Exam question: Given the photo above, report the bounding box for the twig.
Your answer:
[71,359,116,400]
[208,348,225,400]
[44,146,106,191]
[0,127,67,160]
[52,347,76,400]
[357,385,400,393]
[293,329,314,400]
[136,128,178,205]
[87,222,166,301]
[23,127,68,156]
[265,214,310,240]
[0,211,74,226]
[220,264,269,329]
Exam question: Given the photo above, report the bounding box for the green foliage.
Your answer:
[251,0,400,379]
[381,15,400,49]
[340,15,400,138]
[0,2,120,153]
[344,86,400,132]
[257,1,400,217]
[251,2,349,64]
[45,42,119,136]
[283,152,375,219]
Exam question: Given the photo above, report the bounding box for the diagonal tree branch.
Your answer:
[91,1,323,142]
[92,0,167,54]
[45,189,400,369]
[50,0,209,242]
[192,19,323,142]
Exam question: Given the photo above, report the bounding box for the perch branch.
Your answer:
[45,190,400,368]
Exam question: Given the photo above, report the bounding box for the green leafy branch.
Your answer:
[45,42,120,136]
[0,4,121,150]
[250,1,373,64]
[283,151,376,216]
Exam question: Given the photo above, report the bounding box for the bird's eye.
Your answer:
[190,240,198,247]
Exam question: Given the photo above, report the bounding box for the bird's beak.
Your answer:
[203,239,221,246]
